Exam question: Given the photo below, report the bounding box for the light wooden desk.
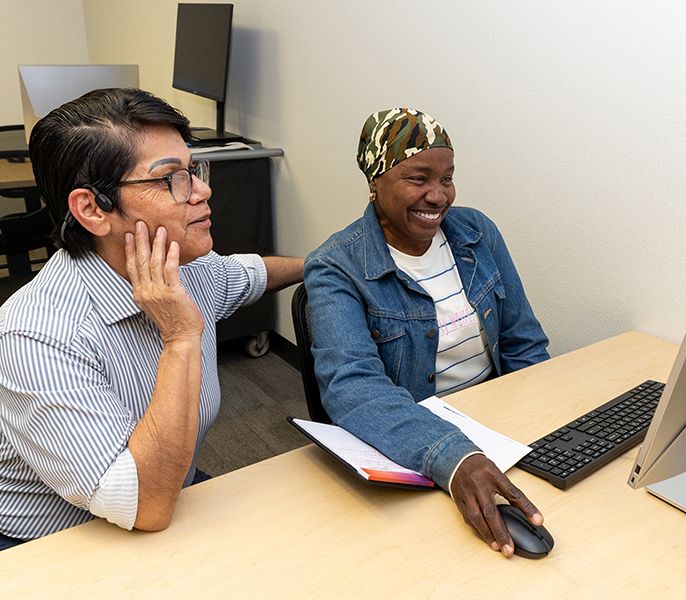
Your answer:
[1,331,684,597]
[0,159,34,191]
[0,159,39,215]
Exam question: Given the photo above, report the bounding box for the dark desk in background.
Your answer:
[192,143,284,351]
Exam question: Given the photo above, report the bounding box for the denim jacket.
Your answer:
[304,203,549,489]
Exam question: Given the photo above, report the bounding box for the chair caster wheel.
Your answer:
[244,332,270,358]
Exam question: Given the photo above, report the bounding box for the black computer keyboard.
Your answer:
[516,380,664,490]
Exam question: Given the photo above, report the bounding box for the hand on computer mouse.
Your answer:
[497,504,554,559]
[450,454,544,558]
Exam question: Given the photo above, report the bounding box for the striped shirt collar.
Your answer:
[73,251,141,325]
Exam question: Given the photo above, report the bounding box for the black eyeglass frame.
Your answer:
[116,160,210,204]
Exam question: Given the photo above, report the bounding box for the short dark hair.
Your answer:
[29,87,191,256]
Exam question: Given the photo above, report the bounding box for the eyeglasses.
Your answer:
[117,160,210,204]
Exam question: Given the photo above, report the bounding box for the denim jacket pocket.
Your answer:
[366,312,406,384]
[469,269,504,305]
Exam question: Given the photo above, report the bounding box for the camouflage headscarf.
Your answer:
[356,108,453,182]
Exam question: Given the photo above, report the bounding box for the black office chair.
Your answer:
[0,185,41,213]
[0,206,56,304]
[291,283,331,423]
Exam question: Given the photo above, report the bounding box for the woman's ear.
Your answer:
[67,187,112,238]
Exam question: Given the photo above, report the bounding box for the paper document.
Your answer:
[290,418,435,487]
[290,398,532,489]
[419,396,532,472]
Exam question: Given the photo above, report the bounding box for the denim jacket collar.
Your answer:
[362,202,483,281]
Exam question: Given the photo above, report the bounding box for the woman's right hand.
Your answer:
[450,454,543,557]
[125,221,205,345]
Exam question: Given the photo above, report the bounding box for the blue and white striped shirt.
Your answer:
[0,248,266,540]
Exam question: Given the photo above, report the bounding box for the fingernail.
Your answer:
[503,544,514,556]
[125,233,133,243]
[532,512,543,525]
[490,542,499,551]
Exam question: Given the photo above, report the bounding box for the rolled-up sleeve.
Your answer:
[88,448,138,529]
[196,252,267,321]
[230,254,267,306]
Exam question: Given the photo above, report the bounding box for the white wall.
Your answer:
[0,0,88,124]
[8,1,686,354]
[228,0,686,355]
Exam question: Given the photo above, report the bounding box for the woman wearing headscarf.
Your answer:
[304,108,550,557]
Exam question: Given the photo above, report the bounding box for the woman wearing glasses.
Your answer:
[0,88,303,549]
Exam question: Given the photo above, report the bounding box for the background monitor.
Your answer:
[18,64,139,143]
[172,3,239,143]
[628,333,686,512]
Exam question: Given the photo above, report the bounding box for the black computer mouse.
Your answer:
[497,504,554,559]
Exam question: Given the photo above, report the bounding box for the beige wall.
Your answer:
[83,0,215,129]
[5,1,686,353]
[0,0,88,124]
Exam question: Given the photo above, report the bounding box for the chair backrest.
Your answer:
[0,207,55,301]
[0,206,54,249]
[291,283,331,423]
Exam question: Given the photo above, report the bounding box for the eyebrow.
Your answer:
[148,157,183,173]
[402,164,455,174]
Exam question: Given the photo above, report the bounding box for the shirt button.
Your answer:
[371,329,381,339]
[427,328,437,338]
[428,373,435,382]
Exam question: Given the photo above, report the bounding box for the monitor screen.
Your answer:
[18,64,139,143]
[172,3,233,103]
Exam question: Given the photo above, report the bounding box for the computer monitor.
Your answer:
[172,3,240,144]
[628,333,686,512]
[18,64,139,143]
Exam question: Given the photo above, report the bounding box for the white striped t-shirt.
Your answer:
[0,248,266,540]
[388,229,493,396]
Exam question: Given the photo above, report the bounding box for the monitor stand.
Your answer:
[647,471,686,513]
[189,127,244,146]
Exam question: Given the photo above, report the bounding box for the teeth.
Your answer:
[413,211,441,220]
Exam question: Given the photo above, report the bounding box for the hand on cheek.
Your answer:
[124,221,204,344]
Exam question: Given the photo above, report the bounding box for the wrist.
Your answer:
[161,335,202,352]
[449,451,486,500]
